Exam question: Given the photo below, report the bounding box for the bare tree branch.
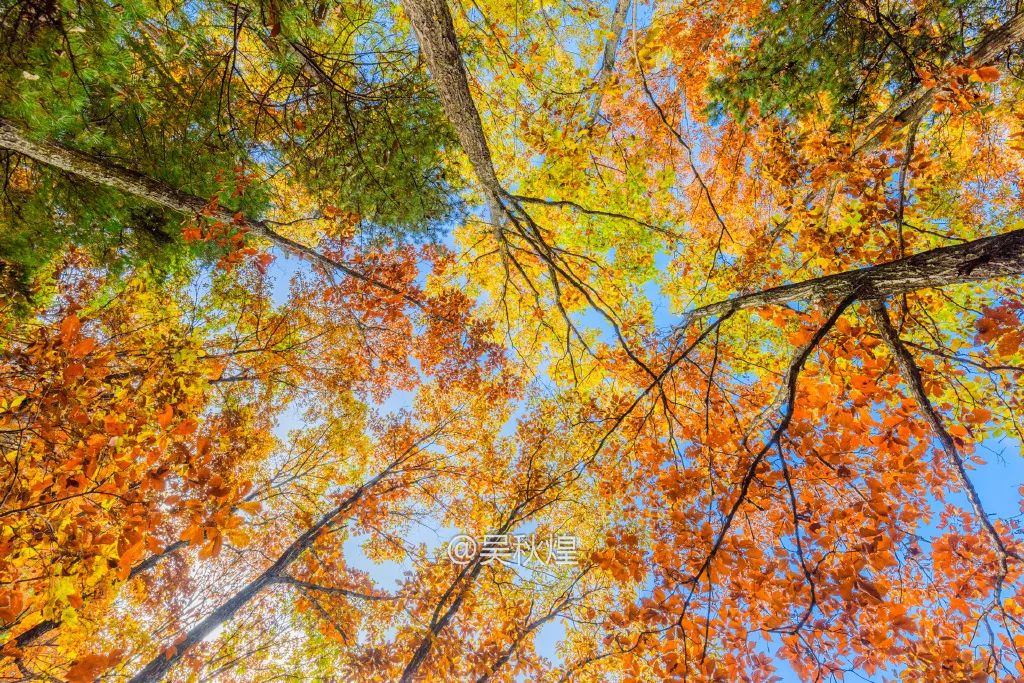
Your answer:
[272,576,395,601]
[869,299,1015,581]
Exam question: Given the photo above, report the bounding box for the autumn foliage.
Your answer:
[3,0,1024,681]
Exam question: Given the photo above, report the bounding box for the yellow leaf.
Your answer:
[225,528,249,548]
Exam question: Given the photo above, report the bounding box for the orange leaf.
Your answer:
[0,589,23,623]
[238,501,262,514]
[182,226,203,242]
[60,314,80,346]
[787,328,813,346]
[181,524,204,545]
[976,65,1001,82]
[63,363,85,382]
[225,528,249,548]
[70,337,95,357]
[198,535,222,560]
[965,407,992,424]
[65,653,116,683]
[117,540,145,578]
[997,331,1021,358]
[104,415,126,436]
[254,252,274,275]
[157,404,174,429]
[172,418,198,436]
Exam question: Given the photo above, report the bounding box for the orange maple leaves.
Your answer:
[976,301,1023,358]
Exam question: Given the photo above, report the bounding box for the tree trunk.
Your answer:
[399,0,509,225]
[586,0,631,126]
[857,12,1024,151]
[11,541,188,650]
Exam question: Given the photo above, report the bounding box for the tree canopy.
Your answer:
[3,0,1024,680]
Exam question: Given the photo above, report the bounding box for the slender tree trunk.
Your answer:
[0,119,270,238]
[399,0,1024,322]
[127,467,392,683]
[10,541,188,650]
[398,0,509,225]
[398,560,484,683]
[586,0,631,127]
[11,619,58,650]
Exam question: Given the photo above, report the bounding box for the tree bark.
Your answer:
[682,227,1024,321]
[128,541,188,582]
[11,619,58,650]
[869,300,1014,579]
[398,559,485,683]
[10,541,188,651]
[586,0,631,127]
[398,0,1024,325]
[399,0,510,225]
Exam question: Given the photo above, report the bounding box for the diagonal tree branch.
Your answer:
[0,118,413,301]
[681,292,858,600]
[678,226,1024,322]
[476,568,591,682]
[11,540,190,651]
[272,576,395,601]
[856,12,1024,152]
[126,448,416,683]
[869,299,1015,578]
